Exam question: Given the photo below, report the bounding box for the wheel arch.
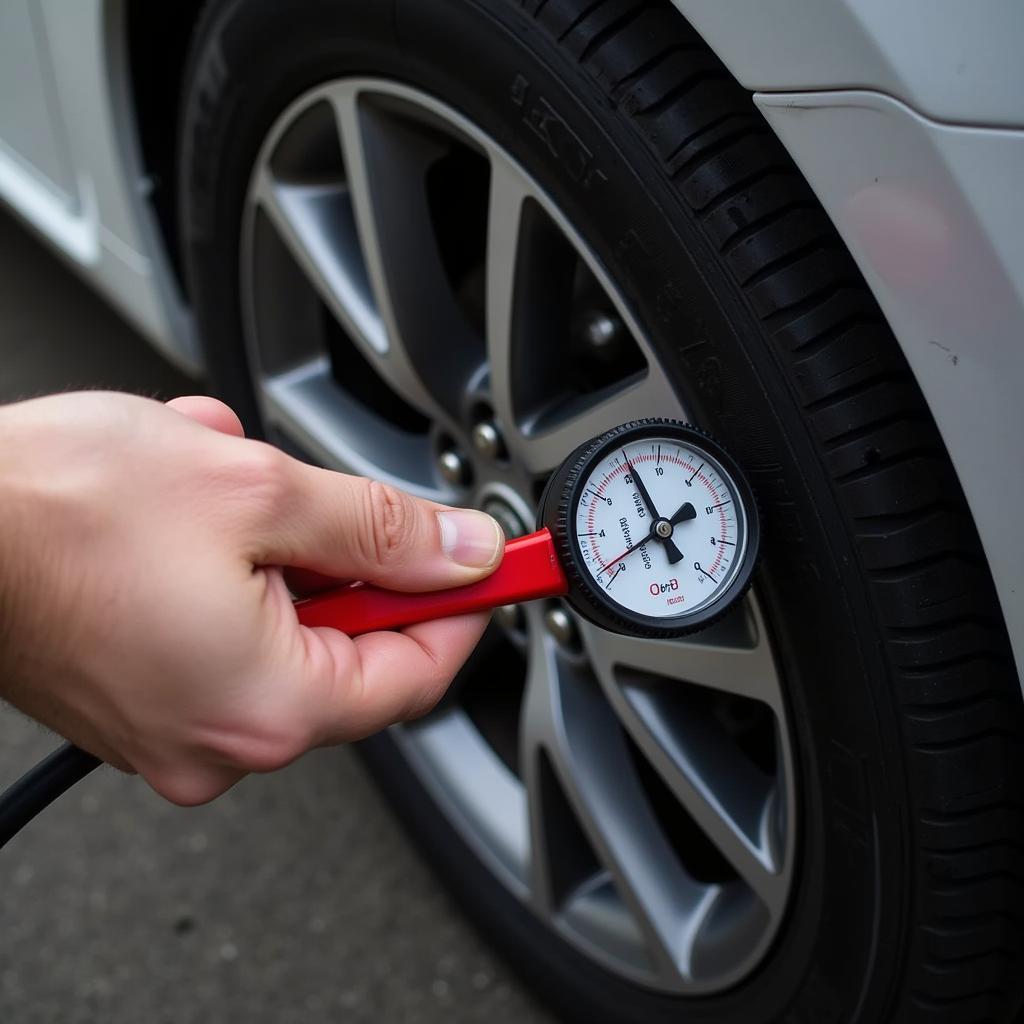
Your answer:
[116,0,207,301]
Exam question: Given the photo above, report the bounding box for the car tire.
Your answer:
[179,1,1024,1020]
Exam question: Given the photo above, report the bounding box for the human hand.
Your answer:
[0,392,503,805]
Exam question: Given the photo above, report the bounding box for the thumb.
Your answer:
[251,459,504,592]
[166,395,246,437]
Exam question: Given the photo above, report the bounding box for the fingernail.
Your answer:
[437,510,503,568]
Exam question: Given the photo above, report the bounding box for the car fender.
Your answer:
[674,0,1024,684]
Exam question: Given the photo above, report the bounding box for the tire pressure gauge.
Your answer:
[1,420,762,849]
[297,418,760,640]
[538,419,759,638]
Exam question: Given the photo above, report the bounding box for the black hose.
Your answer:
[0,743,101,850]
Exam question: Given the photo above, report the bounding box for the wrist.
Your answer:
[0,420,19,688]
[0,404,45,692]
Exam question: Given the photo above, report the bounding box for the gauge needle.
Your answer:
[597,541,643,576]
[623,451,662,518]
[622,451,685,564]
[665,500,697,565]
[596,499,698,575]
[671,501,698,524]
[597,522,671,576]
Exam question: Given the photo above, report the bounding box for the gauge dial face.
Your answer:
[572,436,747,621]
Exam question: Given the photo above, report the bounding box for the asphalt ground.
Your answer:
[0,209,552,1024]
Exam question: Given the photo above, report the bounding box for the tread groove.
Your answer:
[867,548,979,580]
[901,652,1011,676]
[735,240,837,290]
[887,614,1001,638]
[635,68,726,118]
[668,123,770,182]
[610,43,695,94]
[803,369,905,414]
[919,800,1020,823]
[914,731,1018,755]
[696,168,800,222]
[555,0,611,42]
[576,3,652,63]
[833,447,945,486]
[913,987,1009,1009]
[663,111,757,167]
[920,836,1024,856]
[822,409,926,452]
[923,946,1016,968]
[762,279,865,331]
[905,691,1011,716]
[853,501,961,528]
[718,199,819,256]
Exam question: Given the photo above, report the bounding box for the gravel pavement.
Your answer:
[0,209,552,1024]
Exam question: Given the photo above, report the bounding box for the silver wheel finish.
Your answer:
[240,79,796,994]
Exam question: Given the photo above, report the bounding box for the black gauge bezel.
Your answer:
[538,419,760,639]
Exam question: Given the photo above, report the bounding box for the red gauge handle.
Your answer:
[294,528,569,636]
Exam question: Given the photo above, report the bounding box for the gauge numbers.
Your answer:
[573,437,746,621]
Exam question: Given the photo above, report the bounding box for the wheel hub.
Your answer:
[480,493,529,542]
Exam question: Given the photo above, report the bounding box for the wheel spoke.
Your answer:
[328,83,487,421]
[483,167,681,474]
[259,356,446,499]
[484,157,530,448]
[580,601,791,916]
[519,613,712,983]
[584,598,783,710]
[250,115,447,427]
[513,370,679,476]
[251,167,388,356]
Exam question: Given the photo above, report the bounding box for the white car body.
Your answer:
[3,0,1024,684]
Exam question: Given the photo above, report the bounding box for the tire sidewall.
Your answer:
[180,2,909,1021]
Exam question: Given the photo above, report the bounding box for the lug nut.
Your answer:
[581,311,623,352]
[545,606,578,649]
[471,421,505,461]
[494,604,524,632]
[437,448,470,486]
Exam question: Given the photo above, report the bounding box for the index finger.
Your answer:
[302,612,491,744]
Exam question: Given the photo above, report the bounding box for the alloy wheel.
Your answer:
[239,79,796,995]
